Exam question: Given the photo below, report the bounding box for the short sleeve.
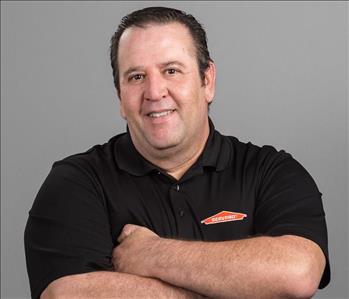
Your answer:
[254,149,330,289]
[24,162,114,299]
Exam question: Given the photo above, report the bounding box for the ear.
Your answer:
[203,61,216,104]
[118,91,127,120]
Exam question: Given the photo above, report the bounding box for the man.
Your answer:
[25,6,330,299]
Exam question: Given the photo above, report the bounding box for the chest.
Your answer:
[106,169,257,244]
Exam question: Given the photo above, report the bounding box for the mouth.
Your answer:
[147,109,176,118]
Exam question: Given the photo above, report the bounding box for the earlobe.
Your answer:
[119,101,127,120]
[117,90,127,119]
[204,62,216,103]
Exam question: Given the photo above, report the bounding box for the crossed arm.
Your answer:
[41,224,325,299]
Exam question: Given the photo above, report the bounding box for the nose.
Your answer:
[143,73,168,101]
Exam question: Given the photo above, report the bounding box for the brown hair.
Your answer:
[110,6,213,93]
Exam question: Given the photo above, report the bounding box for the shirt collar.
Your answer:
[114,131,158,176]
[199,118,231,171]
[114,118,232,176]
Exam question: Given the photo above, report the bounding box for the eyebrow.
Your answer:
[160,60,186,68]
[122,61,186,78]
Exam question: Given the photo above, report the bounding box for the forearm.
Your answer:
[147,235,325,299]
[41,271,205,299]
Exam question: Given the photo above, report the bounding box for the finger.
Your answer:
[117,224,139,243]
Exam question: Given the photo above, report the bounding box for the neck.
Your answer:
[163,146,205,180]
[133,122,210,181]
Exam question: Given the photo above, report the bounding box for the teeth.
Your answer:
[148,110,174,118]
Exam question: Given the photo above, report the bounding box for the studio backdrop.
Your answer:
[1,1,348,298]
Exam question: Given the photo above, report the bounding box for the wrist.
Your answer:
[147,237,173,278]
[145,236,166,278]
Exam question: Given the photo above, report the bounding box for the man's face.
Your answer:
[118,22,215,157]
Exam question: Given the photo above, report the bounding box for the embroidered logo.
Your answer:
[201,211,247,225]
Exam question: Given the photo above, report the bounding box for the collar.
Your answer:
[199,118,232,172]
[114,118,232,176]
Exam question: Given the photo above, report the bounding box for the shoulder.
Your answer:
[217,131,293,170]
[216,130,319,188]
[39,132,129,197]
[31,133,129,213]
[52,132,127,174]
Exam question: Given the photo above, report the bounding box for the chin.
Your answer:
[146,132,182,150]
[147,136,181,151]
[151,141,179,151]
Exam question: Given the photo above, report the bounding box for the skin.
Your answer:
[118,22,215,179]
[41,22,326,298]
[41,271,204,299]
[114,224,326,299]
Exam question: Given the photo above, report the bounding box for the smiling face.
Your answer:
[118,22,215,161]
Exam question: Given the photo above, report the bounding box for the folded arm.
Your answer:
[40,271,205,299]
[114,224,326,299]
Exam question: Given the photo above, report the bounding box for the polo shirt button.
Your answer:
[179,210,185,217]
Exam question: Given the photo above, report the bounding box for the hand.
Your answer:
[113,224,160,277]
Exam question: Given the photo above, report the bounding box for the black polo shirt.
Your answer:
[24,120,330,299]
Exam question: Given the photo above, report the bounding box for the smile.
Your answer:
[147,109,175,118]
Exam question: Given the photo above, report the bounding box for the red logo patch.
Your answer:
[201,211,247,225]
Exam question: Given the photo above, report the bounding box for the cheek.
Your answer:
[119,89,142,117]
[171,79,201,103]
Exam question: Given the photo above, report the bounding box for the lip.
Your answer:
[145,109,176,124]
[145,108,176,116]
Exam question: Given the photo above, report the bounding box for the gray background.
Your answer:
[1,1,348,298]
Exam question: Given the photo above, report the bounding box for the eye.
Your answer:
[129,74,145,82]
[165,68,178,75]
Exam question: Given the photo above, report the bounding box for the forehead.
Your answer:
[118,22,197,69]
